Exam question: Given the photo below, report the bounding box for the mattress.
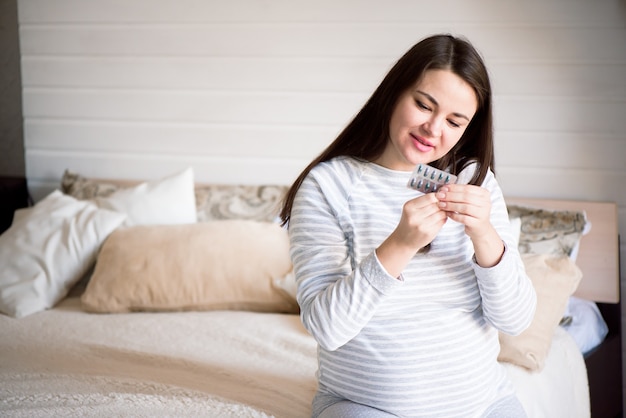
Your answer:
[0,295,589,418]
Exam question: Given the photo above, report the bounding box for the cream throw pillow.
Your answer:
[498,253,582,371]
[81,220,298,313]
[0,190,126,318]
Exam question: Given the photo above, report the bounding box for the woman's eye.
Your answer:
[448,120,461,128]
[415,100,430,110]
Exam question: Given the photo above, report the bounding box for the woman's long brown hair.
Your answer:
[280,34,494,226]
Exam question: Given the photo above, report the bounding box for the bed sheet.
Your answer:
[0,296,589,418]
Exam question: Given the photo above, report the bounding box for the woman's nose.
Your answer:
[422,116,443,137]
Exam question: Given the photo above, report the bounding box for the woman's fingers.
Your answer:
[397,194,447,248]
[435,184,492,234]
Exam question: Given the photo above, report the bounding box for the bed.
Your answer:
[0,168,621,418]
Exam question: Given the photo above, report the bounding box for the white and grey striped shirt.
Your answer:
[288,156,536,417]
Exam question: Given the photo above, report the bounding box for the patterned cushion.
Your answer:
[61,170,288,223]
[194,184,287,222]
[506,204,589,258]
[61,170,120,199]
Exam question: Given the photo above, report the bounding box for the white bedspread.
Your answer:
[0,297,589,418]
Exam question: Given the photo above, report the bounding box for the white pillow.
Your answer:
[0,190,127,318]
[562,296,609,355]
[94,167,197,226]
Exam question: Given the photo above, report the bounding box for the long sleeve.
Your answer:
[469,171,537,335]
[289,162,404,351]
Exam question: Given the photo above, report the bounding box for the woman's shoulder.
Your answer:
[299,156,369,205]
[309,156,368,183]
[314,155,365,170]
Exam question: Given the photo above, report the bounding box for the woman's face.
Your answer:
[375,69,478,171]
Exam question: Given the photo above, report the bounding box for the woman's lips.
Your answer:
[411,134,434,152]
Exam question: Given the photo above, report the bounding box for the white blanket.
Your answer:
[0,297,589,418]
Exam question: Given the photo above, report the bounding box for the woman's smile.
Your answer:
[411,133,434,152]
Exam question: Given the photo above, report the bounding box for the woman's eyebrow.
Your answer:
[416,90,471,121]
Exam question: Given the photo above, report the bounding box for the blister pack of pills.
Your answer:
[407,164,457,193]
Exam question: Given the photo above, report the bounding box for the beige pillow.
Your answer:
[81,220,298,314]
[498,254,582,371]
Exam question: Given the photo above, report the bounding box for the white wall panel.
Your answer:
[20,56,390,92]
[22,58,626,99]
[19,24,626,62]
[498,167,626,203]
[21,89,626,135]
[25,121,624,170]
[21,89,366,128]
[494,97,626,134]
[495,133,624,171]
[23,120,335,158]
[25,148,306,189]
[489,63,626,98]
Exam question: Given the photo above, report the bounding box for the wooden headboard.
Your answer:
[507,197,620,304]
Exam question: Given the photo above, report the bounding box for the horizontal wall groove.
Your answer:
[23,118,337,130]
[21,55,626,65]
[500,166,624,175]
[496,130,625,139]
[19,55,626,63]
[19,21,626,29]
[21,86,365,94]
[22,116,344,129]
[20,88,626,105]
[19,53,399,60]
[20,86,626,99]
[21,86,371,95]
[27,148,307,166]
[20,56,390,62]
[494,95,626,102]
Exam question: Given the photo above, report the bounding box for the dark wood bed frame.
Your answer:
[588,300,622,418]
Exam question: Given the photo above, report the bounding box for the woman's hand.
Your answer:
[435,184,491,238]
[436,184,504,267]
[376,193,447,278]
[397,193,449,249]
